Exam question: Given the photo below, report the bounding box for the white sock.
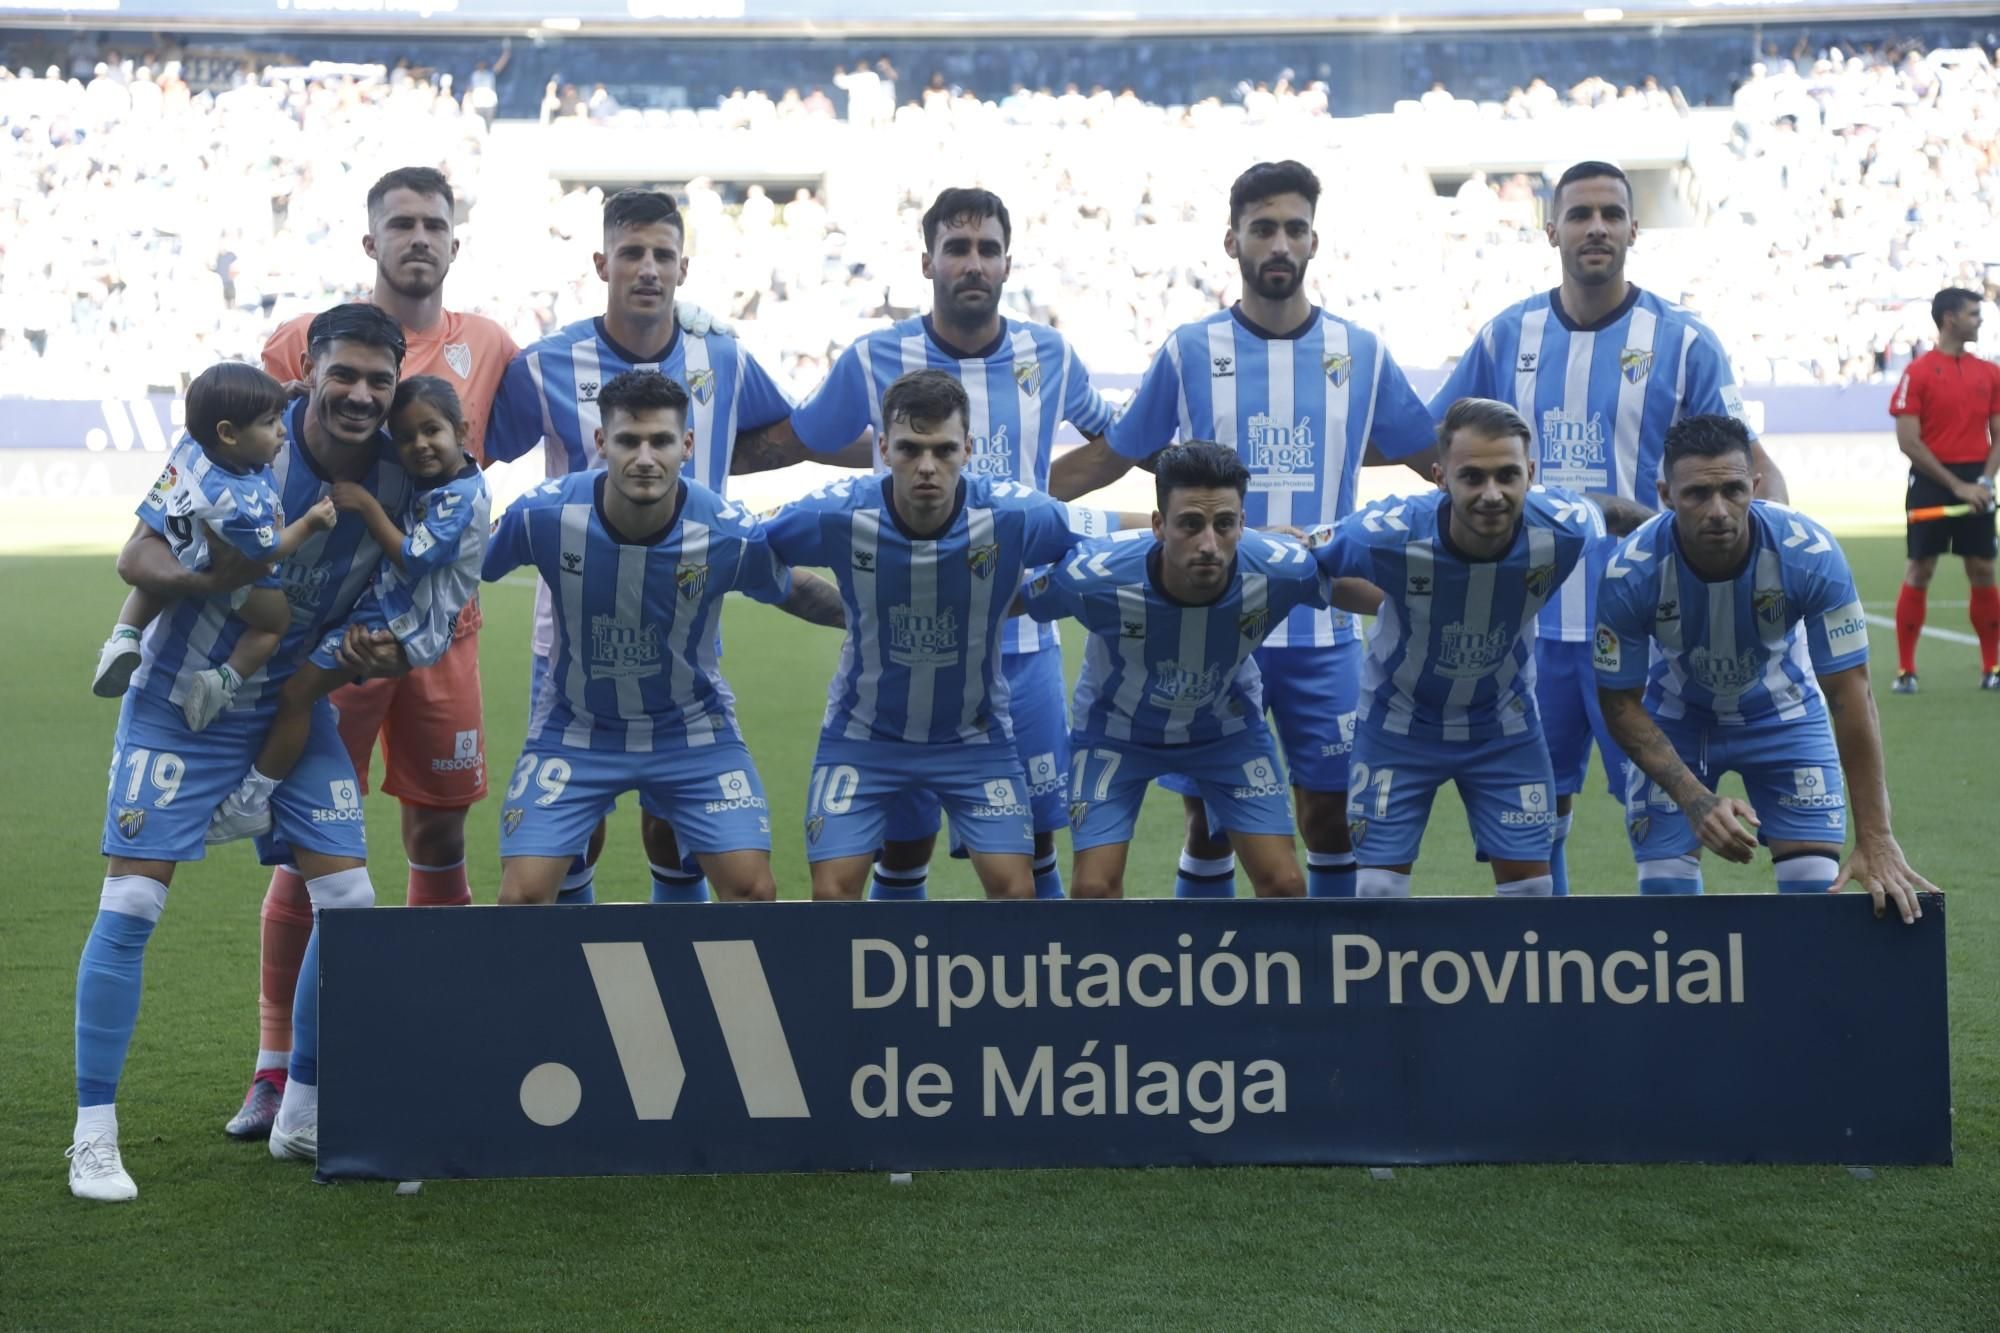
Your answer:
[1356,868,1413,898]
[255,1049,288,1074]
[277,1079,319,1127]
[1179,852,1236,878]
[1495,874,1555,898]
[75,1103,117,1143]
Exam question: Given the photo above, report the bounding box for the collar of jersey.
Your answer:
[921,314,1009,361]
[594,315,681,368]
[1146,543,1239,608]
[287,397,391,483]
[881,474,967,541]
[1548,284,1643,334]
[414,459,480,493]
[594,470,688,547]
[1229,304,1321,342]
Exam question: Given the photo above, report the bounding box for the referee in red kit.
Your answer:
[1891,286,2000,693]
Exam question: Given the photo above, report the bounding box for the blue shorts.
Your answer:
[1537,638,1629,800]
[881,648,1072,840]
[498,739,774,860]
[1162,642,1358,801]
[102,688,367,865]
[1347,724,1558,867]
[531,651,679,823]
[1068,729,1294,852]
[1622,712,1847,860]
[806,736,1035,862]
[307,593,389,672]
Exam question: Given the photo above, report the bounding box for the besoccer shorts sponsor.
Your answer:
[101,689,367,865]
[331,626,486,808]
[498,740,773,860]
[805,736,1035,862]
[1160,642,1357,802]
[1622,713,1846,860]
[1066,728,1294,853]
[881,648,1073,840]
[1346,724,1558,866]
[1536,637,1631,799]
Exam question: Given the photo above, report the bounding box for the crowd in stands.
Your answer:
[0,32,1993,402]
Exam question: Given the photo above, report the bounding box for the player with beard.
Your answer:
[1052,160,1435,901]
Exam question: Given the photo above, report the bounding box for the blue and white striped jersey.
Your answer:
[1315,487,1599,742]
[1593,501,1868,727]
[1431,287,1753,642]
[761,475,1113,745]
[130,398,410,716]
[1108,306,1435,649]
[482,472,791,753]
[372,464,490,668]
[1023,530,1326,747]
[135,435,286,580]
[791,314,1117,655]
[485,317,794,657]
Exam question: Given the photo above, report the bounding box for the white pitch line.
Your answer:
[1862,613,1980,647]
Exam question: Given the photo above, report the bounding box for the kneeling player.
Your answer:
[209,376,489,841]
[1023,443,1375,897]
[1594,414,1932,920]
[1313,398,1633,897]
[762,369,1122,901]
[484,370,810,903]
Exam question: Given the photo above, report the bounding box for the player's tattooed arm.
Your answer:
[732,418,874,474]
[1819,663,1932,924]
[117,521,268,599]
[1749,440,1790,504]
[1598,685,1761,863]
[779,568,848,628]
[1586,493,1654,537]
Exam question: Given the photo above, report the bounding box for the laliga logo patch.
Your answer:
[443,342,472,379]
[1524,562,1555,599]
[117,808,146,838]
[967,544,1000,580]
[1013,361,1042,397]
[676,564,709,600]
[1619,347,1654,384]
[1322,352,1352,388]
[1238,607,1270,640]
[502,807,525,836]
[687,368,715,406]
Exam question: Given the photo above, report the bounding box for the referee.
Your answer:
[1890,287,2000,693]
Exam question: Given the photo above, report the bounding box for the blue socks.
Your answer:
[1174,852,1237,899]
[1773,853,1839,894]
[650,860,711,904]
[557,855,595,905]
[1549,813,1574,897]
[1306,852,1357,898]
[1033,850,1065,900]
[75,897,161,1106]
[289,923,321,1086]
[869,863,928,901]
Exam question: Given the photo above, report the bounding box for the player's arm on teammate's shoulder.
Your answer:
[1305,518,1387,615]
[1586,492,1654,536]
[732,417,874,473]
[1049,436,1139,500]
[1597,684,1761,864]
[1817,663,1931,924]
[779,569,847,628]
[117,520,268,599]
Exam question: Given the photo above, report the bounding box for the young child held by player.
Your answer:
[93,361,336,730]
[207,375,492,841]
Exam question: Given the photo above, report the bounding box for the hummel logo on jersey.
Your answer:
[1619,347,1654,384]
[1212,355,1234,377]
[1517,352,1538,373]
[443,341,472,378]
[1408,574,1433,596]
[967,544,1000,579]
[1657,599,1679,622]
[1014,362,1042,397]
[578,380,600,403]
[852,549,876,572]
[687,368,715,405]
[1322,352,1352,387]
[1121,619,1146,639]
[676,564,709,600]
[561,551,583,574]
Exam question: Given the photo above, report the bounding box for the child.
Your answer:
[208,376,491,842]
[93,361,336,730]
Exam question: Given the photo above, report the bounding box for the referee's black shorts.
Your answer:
[1907,461,1997,560]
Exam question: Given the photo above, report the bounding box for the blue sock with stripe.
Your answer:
[1773,852,1840,894]
[1549,813,1574,897]
[1033,851,1065,900]
[1637,855,1703,896]
[650,861,711,904]
[1174,852,1237,899]
[1306,851,1357,898]
[870,863,928,902]
[75,890,162,1105]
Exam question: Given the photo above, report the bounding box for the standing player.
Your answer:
[1594,414,1931,921]
[1888,287,2000,692]
[747,187,1119,902]
[1430,159,1787,895]
[1312,399,1636,896]
[68,304,413,1200]
[229,167,517,1138]
[1051,159,1436,901]
[485,371,839,904]
[761,370,1122,901]
[1022,444,1371,898]
[484,188,807,906]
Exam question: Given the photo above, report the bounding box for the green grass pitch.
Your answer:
[2,539,1995,1330]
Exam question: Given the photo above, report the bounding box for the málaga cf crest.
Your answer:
[1619,347,1654,384]
[1238,607,1270,640]
[1524,562,1556,599]
[1013,362,1042,398]
[1322,353,1352,388]
[687,368,716,405]
[967,544,1000,579]
[676,564,710,600]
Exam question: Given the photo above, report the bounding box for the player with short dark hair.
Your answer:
[69,303,417,1199]
[1888,286,2000,692]
[485,369,828,905]
[761,368,1123,901]
[1311,398,1634,896]
[1052,159,1437,902]
[1425,157,1786,895]
[1595,414,1932,919]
